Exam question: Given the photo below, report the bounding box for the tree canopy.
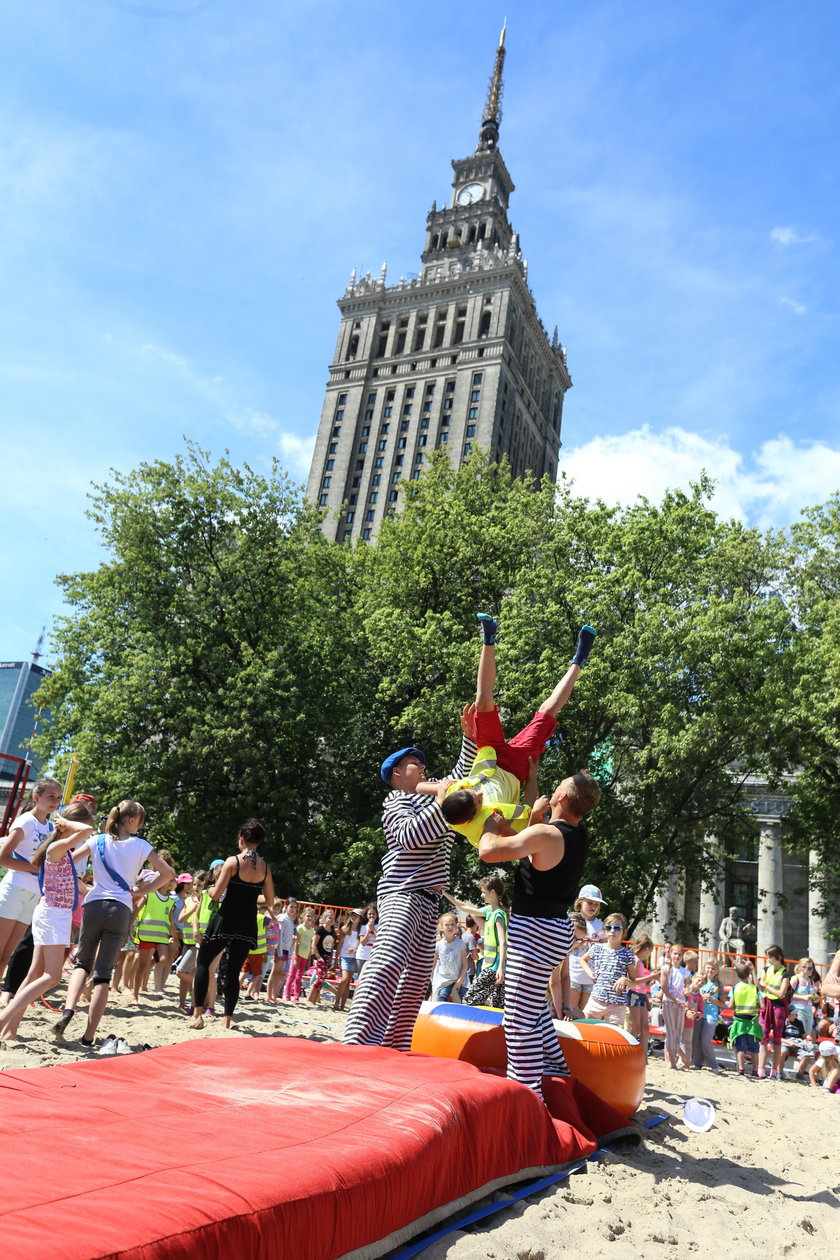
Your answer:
[33,445,835,926]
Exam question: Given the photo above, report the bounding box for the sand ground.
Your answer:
[1,989,837,1258]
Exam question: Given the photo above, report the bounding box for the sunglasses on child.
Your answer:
[604,924,623,932]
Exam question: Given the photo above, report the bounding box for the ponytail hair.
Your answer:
[105,799,145,837]
[19,776,62,814]
[31,799,95,871]
[478,873,510,911]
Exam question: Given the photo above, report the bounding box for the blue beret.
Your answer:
[381,746,425,785]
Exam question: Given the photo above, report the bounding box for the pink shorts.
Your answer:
[474,707,557,784]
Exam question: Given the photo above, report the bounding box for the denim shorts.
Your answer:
[734,1033,759,1053]
[628,991,649,1009]
[435,981,467,1001]
[340,956,358,975]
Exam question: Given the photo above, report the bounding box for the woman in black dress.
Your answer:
[190,819,274,1030]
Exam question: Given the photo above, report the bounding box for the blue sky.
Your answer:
[1,0,839,662]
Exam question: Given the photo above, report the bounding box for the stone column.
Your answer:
[808,850,831,965]
[698,868,725,950]
[652,870,681,943]
[756,819,784,957]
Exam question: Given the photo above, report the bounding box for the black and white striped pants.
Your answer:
[504,912,574,1097]
[465,966,505,1009]
[342,889,438,1052]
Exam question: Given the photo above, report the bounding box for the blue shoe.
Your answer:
[477,613,498,645]
[572,624,597,666]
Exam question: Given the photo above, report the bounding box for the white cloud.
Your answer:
[560,426,840,528]
[778,295,808,316]
[278,431,316,479]
[770,226,818,247]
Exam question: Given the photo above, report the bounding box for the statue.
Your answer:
[717,906,755,956]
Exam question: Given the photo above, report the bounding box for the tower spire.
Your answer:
[478,21,506,151]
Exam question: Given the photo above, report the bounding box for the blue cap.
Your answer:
[209,859,224,869]
[380,746,425,785]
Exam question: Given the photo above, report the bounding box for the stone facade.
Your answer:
[306,31,571,541]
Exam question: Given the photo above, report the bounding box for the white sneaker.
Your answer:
[95,1036,118,1056]
[115,1038,133,1055]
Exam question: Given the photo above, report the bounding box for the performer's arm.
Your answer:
[443,891,484,920]
[445,705,477,780]
[477,800,563,864]
[383,793,452,852]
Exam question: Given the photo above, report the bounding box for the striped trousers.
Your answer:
[504,913,574,1098]
[342,890,438,1051]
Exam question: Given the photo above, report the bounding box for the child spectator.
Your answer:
[758,945,790,1080]
[580,913,637,1026]
[463,916,479,983]
[550,911,589,1019]
[730,962,762,1076]
[266,898,296,1002]
[334,909,363,1012]
[809,1039,840,1092]
[574,885,606,941]
[627,933,654,1055]
[431,912,468,1003]
[308,909,337,1006]
[242,898,270,999]
[284,906,315,1003]
[693,961,724,1072]
[789,958,820,1036]
[660,943,690,1069]
[354,904,377,979]
[446,875,509,1009]
[778,1011,807,1080]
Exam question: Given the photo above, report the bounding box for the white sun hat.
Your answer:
[577,884,605,904]
[682,1097,716,1133]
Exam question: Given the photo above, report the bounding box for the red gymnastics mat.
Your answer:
[0,1038,637,1260]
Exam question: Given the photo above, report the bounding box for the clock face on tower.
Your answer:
[456,182,484,206]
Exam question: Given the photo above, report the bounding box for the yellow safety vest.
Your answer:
[248,915,267,957]
[137,892,174,944]
[198,890,216,933]
[179,896,198,947]
[762,964,786,1001]
[733,981,759,1018]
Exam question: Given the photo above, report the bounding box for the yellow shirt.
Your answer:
[446,745,531,848]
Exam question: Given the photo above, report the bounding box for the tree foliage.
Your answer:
[35,444,831,924]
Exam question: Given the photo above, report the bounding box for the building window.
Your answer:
[359,442,368,454]
[368,393,377,405]
[378,439,387,451]
[318,493,328,506]
[365,409,374,421]
[366,510,375,522]
[443,398,453,410]
[399,437,407,449]
[332,426,341,437]
[329,443,338,455]
[415,453,424,464]
[346,511,355,524]
[375,456,384,468]
[441,415,450,427]
[352,476,360,488]
[338,393,347,405]
[372,474,381,486]
[411,470,421,480]
[375,323,390,358]
[400,420,410,431]
[355,459,364,471]
[346,335,359,361]
[369,492,378,504]
[395,317,408,355]
[384,406,393,418]
[362,426,370,437]
[405,386,415,399]
[425,381,436,395]
[362,528,372,540]
[463,443,472,456]
[392,472,401,483]
[395,455,404,467]
[335,409,344,421]
[413,315,428,352]
[479,311,491,337]
[381,423,390,434]
[403,404,413,415]
[389,489,398,502]
[418,435,427,447]
[342,529,352,542]
[326,459,334,470]
[438,432,449,445]
[470,390,481,402]
[420,417,429,429]
[349,494,357,506]
[468,407,478,419]
[466,425,476,437]
[453,305,467,344]
[322,476,331,487]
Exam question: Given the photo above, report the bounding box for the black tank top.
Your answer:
[214,857,265,943]
[511,819,589,918]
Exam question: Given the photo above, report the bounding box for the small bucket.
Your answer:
[682,1097,715,1133]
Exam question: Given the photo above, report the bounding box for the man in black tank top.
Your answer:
[478,769,601,1099]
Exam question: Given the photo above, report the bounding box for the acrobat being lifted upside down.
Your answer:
[437,614,597,846]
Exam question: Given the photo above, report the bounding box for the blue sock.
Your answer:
[572,624,596,666]
[477,613,498,645]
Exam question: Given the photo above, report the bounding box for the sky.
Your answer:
[1,0,839,663]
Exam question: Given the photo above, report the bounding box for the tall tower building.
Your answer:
[306,29,572,542]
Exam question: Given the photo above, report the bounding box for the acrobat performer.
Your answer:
[341,709,477,1052]
[478,770,602,1100]
[437,615,597,846]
